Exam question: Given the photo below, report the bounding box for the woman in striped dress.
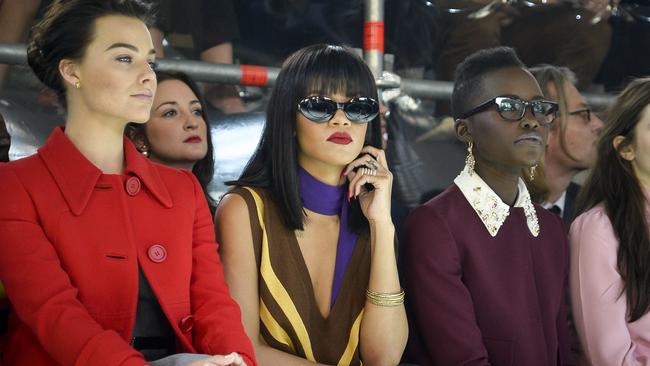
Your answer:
[215,44,408,366]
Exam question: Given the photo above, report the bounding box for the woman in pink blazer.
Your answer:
[570,78,650,366]
[0,1,255,365]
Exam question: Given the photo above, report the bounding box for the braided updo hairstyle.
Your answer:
[27,0,153,105]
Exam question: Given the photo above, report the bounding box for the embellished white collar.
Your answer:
[454,165,540,237]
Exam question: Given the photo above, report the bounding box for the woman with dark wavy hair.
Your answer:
[127,70,217,213]
[570,78,650,365]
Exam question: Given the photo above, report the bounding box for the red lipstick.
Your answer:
[327,132,353,145]
[184,135,202,143]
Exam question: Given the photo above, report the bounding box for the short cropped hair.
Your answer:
[451,47,526,119]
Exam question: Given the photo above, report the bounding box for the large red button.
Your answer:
[125,176,141,196]
[147,244,167,263]
[179,315,194,333]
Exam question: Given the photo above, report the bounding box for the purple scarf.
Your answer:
[298,166,358,307]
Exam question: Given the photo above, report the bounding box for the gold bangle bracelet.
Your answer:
[366,288,405,307]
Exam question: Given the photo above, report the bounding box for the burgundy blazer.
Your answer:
[401,184,572,366]
[0,128,256,366]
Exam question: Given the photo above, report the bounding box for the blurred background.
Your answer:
[1,0,648,205]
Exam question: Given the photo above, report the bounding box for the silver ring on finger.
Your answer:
[366,159,378,170]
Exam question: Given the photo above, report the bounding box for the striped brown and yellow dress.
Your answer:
[229,187,371,366]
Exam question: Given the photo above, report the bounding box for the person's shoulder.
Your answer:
[569,203,615,245]
[573,203,608,227]
[217,188,251,223]
[149,160,190,181]
[418,184,461,210]
[408,185,460,227]
[0,153,48,185]
[223,185,272,203]
[1,153,45,171]
[219,186,271,214]
[568,204,622,257]
[147,161,205,196]
[216,185,272,239]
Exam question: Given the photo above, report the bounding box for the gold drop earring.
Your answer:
[465,141,475,175]
[529,164,537,180]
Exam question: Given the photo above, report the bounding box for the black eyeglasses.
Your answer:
[297,96,379,124]
[568,108,591,123]
[458,96,559,126]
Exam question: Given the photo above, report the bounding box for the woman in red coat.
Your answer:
[0,1,255,365]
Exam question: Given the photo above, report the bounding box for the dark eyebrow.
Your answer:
[155,101,178,111]
[105,42,156,55]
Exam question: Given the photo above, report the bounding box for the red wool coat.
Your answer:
[0,128,256,366]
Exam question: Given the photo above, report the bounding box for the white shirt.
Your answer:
[542,190,567,217]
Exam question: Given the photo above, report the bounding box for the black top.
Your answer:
[133,267,175,360]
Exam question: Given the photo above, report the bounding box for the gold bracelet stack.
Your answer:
[365,288,405,307]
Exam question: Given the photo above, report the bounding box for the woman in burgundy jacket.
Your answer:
[0,1,255,365]
[402,47,573,366]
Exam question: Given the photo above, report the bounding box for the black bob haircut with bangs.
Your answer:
[228,44,382,232]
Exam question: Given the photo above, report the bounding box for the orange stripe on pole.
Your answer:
[240,65,269,86]
[364,21,384,52]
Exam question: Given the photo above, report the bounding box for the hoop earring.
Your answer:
[465,141,475,175]
[529,164,537,180]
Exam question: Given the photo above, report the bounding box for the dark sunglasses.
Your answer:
[297,96,379,124]
[458,96,559,126]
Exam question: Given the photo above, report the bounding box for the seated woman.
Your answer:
[215,44,408,366]
[127,70,217,212]
[570,78,650,366]
[401,47,572,366]
[0,1,254,365]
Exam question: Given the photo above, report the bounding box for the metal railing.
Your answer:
[0,39,613,107]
